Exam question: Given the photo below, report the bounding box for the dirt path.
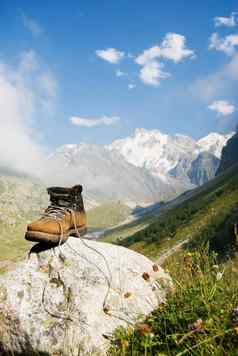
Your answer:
[157,239,189,265]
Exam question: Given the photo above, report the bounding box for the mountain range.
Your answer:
[50,129,233,205]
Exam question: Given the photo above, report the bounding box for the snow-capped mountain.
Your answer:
[50,128,233,205]
[108,128,233,182]
[50,143,189,205]
[108,128,199,180]
[197,132,233,159]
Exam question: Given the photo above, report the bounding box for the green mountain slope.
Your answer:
[87,201,132,229]
[0,175,48,270]
[109,166,238,356]
[114,164,238,259]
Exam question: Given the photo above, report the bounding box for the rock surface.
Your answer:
[217,132,238,175]
[0,238,172,355]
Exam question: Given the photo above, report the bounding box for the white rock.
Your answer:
[0,238,172,355]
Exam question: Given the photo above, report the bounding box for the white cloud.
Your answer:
[190,54,238,101]
[21,12,44,36]
[136,46,161,66]
[18,50,57,114]
[116,69,126,77]
[70,115,120,127]
[159,33,195,62]
[209,32,238,56]
[139,61,170,86]
[0,50,56,177]
[96,48,124,64]
[135,33,194,86]
[128,83,136,90]
[208,100,236,116]
[136,33,195,65]
[214,13,237,27]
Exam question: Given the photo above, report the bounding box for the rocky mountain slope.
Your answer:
[50,143,189,205]
[217,132,238,174]
[187,152,220,186]
[109,128,232,183]
[51,129,232,205]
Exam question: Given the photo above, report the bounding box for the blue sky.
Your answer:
[0,0,237,152]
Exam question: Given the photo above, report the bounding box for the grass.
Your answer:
[0,175,47,272]
[101,214,155,243]
[110,248,238,356]
[114,164,238,260]
[87,201,132,229]
[108,165,238,355]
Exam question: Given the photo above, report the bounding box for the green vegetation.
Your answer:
[116,164,238,259]
[1,164,238,354]
[0,175,48,271]
[109,164,238,355]
[110,249,238,355]
[101,213,155,243]
[87,201,132,229]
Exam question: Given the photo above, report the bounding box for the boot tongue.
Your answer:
[47,185,84,211]
[53,198,71,208]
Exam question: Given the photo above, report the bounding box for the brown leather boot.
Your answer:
[25,185,87,244]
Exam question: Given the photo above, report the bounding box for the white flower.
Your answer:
[216,272,223,281]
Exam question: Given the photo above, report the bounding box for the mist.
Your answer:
[0,50,58,183]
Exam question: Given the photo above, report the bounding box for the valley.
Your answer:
[0,128,235,272]
[0,129,238,355]
[49,128,233,204]
[107,133,238,355]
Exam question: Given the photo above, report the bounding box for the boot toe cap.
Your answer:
[27,219,61,235]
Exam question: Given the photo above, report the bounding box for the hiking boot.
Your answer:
[25,185,87,244]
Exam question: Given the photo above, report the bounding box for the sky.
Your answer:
[0,0,237,165]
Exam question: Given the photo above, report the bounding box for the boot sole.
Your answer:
[25,226,87,244]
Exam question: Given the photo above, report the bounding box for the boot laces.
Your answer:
[42,206,81,246]
[42,205,68,220]
[42,205,70,246]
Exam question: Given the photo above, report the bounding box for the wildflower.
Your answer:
[206,318,214,327]
[120,339,129,349]
[212,264,219,270]
[188,319,204,332]
[216,272,223,281]
[137,323,153,336]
